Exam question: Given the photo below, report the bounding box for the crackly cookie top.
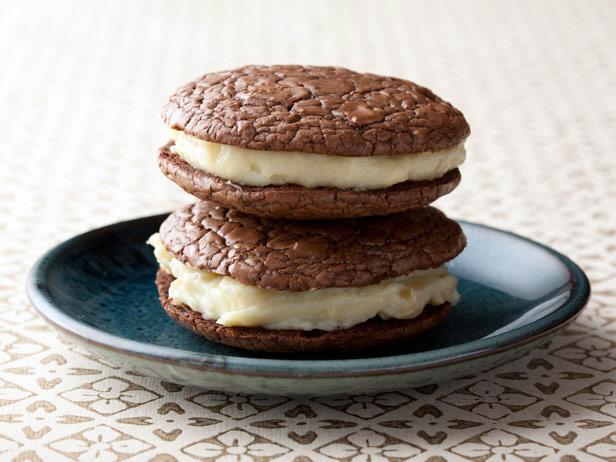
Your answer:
[162,65,470,156]
[159,201,466,291]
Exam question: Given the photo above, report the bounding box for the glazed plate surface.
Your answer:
[27,214,590,395]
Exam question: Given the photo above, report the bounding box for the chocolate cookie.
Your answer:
[156,269,452,354]
[159,65,469,219]
[159,201,466,291]
[162,65,469,156]
[159,144,461,219]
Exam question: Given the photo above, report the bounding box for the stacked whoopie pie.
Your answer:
[149,65,469,353]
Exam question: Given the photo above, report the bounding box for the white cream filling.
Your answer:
[149,234,459,331]
[170,130,465,190]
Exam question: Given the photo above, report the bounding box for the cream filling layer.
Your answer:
[170,130,466,190]
[149,234,460,331]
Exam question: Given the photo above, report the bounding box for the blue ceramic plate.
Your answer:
[27,215,590,395]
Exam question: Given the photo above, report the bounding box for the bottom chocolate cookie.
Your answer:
[159,145,461,220]
[156,270,452,354]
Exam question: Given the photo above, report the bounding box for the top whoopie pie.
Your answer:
[159,65,470,219]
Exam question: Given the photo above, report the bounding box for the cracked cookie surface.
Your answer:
[162,65,470,156]
[159,201,466,291]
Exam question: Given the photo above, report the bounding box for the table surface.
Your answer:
[1,0,615,460]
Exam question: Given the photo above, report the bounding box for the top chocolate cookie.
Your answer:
[163,65,469,156]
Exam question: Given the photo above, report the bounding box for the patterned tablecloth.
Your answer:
[1,0,615,460]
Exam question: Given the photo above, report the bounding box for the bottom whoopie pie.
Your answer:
[149,201,466,354]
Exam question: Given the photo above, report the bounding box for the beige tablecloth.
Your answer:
[1,0,615,460]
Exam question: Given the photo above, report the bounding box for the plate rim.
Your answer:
[26,214,591,378]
